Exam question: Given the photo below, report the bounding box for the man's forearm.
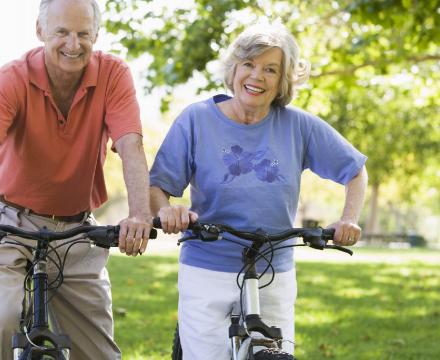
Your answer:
[115,133,151,218]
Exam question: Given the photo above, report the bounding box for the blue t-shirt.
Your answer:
[150,95,367,272]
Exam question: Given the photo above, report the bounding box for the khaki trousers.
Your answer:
[0,201,121,360]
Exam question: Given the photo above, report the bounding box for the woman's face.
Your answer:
[232,47,283,111]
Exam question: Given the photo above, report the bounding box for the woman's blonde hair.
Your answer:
[223,23,310,107]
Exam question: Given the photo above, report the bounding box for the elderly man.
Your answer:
[0,0,152,358]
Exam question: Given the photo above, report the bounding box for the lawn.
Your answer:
[108,248,440,359]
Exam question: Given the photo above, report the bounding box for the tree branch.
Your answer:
[312,54,440,77]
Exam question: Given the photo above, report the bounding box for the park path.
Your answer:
[139,233,440,264]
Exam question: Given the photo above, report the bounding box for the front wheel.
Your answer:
[253,348,295,360]
[171,323,182,360]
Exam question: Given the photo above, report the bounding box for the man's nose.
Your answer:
[65,33,80,50]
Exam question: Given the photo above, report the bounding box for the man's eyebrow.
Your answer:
[53,26,93,33]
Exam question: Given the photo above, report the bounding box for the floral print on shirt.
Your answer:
[221,145,285,184]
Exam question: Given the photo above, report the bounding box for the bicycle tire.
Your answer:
[171,323,182,360]
[253,348,295,360]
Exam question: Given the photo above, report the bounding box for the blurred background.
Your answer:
[2,2,439,358]
[1,0,439,247]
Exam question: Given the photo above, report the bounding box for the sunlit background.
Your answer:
[1,1,439,246]
[2,2,439,358]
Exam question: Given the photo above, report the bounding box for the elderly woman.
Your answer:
[150,23,368,359]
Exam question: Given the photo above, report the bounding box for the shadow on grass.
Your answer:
[108,254,179,359]
[295,262,440,359]
[108,255,440,359]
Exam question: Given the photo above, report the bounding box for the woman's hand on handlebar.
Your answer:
[327,219,361,246]
[157,205,198,234]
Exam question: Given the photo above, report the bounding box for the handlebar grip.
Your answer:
[322,228,335,240]
[152,217,162,229]
[152,217,199,231]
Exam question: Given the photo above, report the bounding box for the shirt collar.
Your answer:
[28,47,99,91]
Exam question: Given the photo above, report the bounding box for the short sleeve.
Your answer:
[0,68,19,142]
[150,111,195,197]
[104,64,141,143]
[303,116,367,185]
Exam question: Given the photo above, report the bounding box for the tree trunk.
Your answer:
[365,183,380,234]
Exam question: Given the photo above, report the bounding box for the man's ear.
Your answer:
[36,20,44,42]
[93,28,99,44]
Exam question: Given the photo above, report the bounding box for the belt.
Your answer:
[0,195,89,223]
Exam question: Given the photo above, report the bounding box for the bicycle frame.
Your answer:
[230,244,285,360]
[163,219,352,360]
[0,224,158,360]
[12,237,71,360]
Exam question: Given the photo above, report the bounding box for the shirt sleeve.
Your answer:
[150,110,195,197]
[104,64,142,143]
[0,69,19,143]
[303,115,367,185]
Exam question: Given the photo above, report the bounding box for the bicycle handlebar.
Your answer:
[152,217,353,255]
[0,225,158,248]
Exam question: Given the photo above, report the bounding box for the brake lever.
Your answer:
[325,244,353,256]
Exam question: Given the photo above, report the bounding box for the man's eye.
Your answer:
[243,62,253,67]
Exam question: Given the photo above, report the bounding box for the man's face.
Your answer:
[37,0,98,78]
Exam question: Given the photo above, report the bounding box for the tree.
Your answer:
[103,0,440,233]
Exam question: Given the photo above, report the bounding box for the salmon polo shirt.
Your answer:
[0,47,142,216]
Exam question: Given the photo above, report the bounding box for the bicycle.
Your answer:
[0,224,157,360]
[152,219,353,360]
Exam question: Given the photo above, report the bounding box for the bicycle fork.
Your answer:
[13,248,71,359]
[230,258,283,360]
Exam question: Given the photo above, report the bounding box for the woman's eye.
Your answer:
[243,62,253,67]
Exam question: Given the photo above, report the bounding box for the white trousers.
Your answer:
[178,263,297,360]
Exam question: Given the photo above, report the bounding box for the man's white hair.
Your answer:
[38,0,101,34]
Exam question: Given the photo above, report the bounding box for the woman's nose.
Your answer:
[250,67,264,80]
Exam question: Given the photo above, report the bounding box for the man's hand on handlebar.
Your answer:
[157,205,198,234]
[118,215,153,256]
[327,219,361,246]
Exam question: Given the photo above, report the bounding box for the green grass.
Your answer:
[108,255,178,359]
[108,249,440,359]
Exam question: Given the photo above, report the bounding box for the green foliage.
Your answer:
[107,250,440,359]
[104,0,257,110]
[316,80,440,188]
[102,0,440,212]
[104,0,439,87]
